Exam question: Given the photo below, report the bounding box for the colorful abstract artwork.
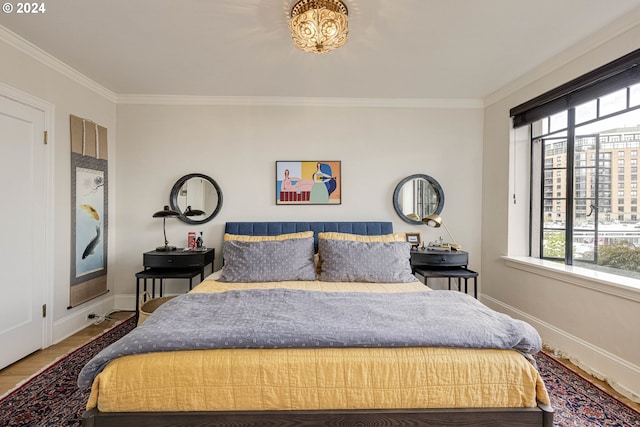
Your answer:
[276,161,341,205]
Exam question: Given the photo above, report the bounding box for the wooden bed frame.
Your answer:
[81,222,553,427]
[83,404,553,426]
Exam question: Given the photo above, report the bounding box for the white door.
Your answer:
[0,90,49,369]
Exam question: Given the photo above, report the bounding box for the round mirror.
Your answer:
[393,174,444,224]
[169,173,223,225]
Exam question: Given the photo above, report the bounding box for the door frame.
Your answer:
[0,82,55,349]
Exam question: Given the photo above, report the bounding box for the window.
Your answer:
[511,48,640,279]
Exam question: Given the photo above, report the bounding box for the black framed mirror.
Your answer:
[169,173,223,225]
[393,174,444,224]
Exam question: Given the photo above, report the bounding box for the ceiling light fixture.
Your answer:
[289,0,349,54]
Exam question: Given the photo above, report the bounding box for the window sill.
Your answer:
[502,256,640,302]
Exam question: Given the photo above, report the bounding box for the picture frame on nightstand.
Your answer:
[405,232,421,248]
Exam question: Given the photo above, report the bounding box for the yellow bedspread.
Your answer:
[87,279,549,412]
[191,277,429,294]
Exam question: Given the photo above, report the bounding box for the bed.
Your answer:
[81,221,553,427]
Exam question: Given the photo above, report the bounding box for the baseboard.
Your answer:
[114,294,136,311]
[482,295,640,403]
[52,296,115,344]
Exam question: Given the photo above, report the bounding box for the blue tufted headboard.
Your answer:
[224,221,394,251]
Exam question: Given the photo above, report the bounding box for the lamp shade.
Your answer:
[153,205,180,218]
[423,214,443,228]
[184,205,205,217]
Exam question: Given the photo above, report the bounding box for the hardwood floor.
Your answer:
[0,310,638,415]
[0,311,134,397]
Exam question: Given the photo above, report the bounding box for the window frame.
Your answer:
[512,49,640,276]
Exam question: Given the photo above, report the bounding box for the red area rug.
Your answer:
[0,315,136,427]
[534,351,640,426]
[1,319,638,426]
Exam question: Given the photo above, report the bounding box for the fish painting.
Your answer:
[82,225,101,259]
[80,204,100,221]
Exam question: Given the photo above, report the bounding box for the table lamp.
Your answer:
[407,213,461,251]
[152,205,181,251]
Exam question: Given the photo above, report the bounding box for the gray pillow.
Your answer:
[219,237,316,282]
[318,239,416,283]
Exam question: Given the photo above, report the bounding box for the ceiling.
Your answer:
[2,0,640,101]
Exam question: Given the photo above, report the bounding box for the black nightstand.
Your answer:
[143,248,214,280]
[135,248,214,313]
[410,249,478,298]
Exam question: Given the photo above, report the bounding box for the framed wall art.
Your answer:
[69,115,108,307]
[276,161,341,205]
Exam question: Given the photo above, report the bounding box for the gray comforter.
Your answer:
[78,289,542,388]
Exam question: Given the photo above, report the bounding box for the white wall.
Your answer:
[1,27,484,348]
[0,36,118,343]
[114,103,484,298]
[482,19,640,400]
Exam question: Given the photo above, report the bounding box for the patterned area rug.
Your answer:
[534,352,640,426]
[1,320,638,426]
[0,315,136,427]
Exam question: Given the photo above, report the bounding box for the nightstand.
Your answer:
[135,248,214,313]
[410,249,478,298]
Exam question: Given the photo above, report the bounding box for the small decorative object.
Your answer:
[405,232,421,249]
[152,205,181,251]
[196,232,204,249]
[276,161,341,205]
[187,232,196,249]
[289,0,349,54]
[407,213,461,251]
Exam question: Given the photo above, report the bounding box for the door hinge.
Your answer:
[43,130,48,145]
[42,304,47,318]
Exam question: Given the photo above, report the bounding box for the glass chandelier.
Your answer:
[289,0,349,54]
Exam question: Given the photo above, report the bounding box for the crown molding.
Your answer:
[116,94,484,109]
[0,25,117,103]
